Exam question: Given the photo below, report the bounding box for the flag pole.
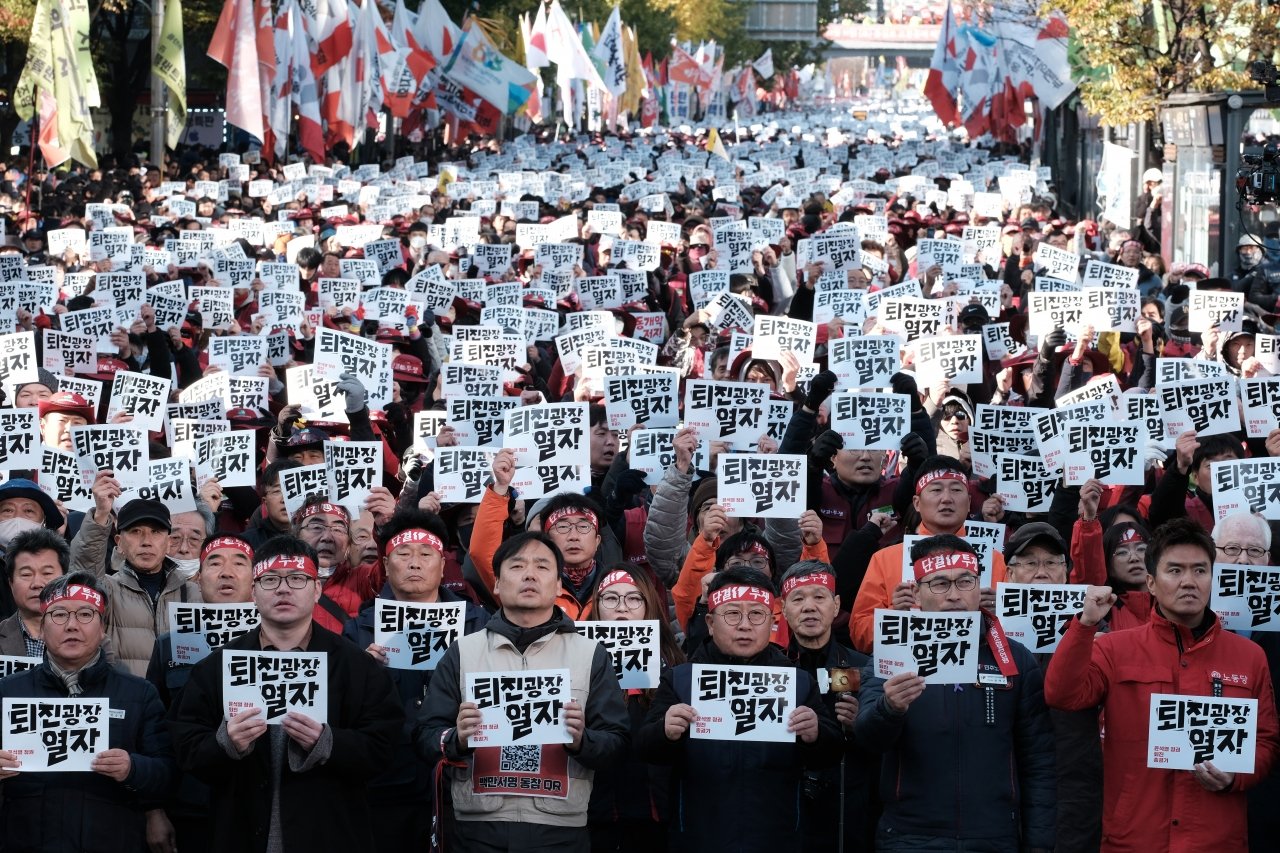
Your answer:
[150,0,166,169]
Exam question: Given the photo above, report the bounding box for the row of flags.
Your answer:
[13,0,794,168]
[924,0,1074,142]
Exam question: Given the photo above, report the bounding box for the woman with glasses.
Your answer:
[638,568,841,853]
[0,573,178,853]
[587,566,685,853]
[1067,480,1156,632]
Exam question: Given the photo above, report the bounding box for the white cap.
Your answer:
[1143,168,1163,183]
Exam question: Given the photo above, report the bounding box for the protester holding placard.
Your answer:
[1142,432,1243,531]
[170,535,402,853]
[1045,519,1280,852]
[343,510,488,850]
[240,459,302,550]
[0,573,177,853]
[850,459,1008,653]
[856,536,1055,853]
[639,568,841,852]
[585,566,685,852]
[38,391,95,454]
[415,531,628,852]
[779,561,878,852]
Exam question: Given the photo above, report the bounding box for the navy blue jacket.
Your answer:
[637,641,842,853]
[854,628,1055,852]
[0,654,176,853]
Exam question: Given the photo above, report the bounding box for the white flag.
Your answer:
[593,6,627,95]
[752,48,774,79]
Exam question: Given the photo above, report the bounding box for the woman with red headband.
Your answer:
[586,566,685,853]
[344,510,489,851]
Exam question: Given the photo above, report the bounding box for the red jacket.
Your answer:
[1044,609,1280,853]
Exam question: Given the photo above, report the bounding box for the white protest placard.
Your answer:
[0,331,38,387]
[38,448,93,512]
[435,447,495,504]
[313,328,393,410]
[0,409,39,468]
[716,453,806,518]
[683,380,768,446]
[581,338,660,384]
[971,430,1038,479]
[223,650,328,724]
[1159,377,1240,439]
[994,452,1057,512]
[873,609,981,683]
[192,431,255,489]
[278,462,328,519]
[167,602,261,665]
[976,404,1037,435]
[318,277,361,312]
[42,329,96,376]
[1082,287,1140,334]
[878,297,946,342]
[71,425,149,490]
[689,664,796,742]
[116,458,197,515]
[829,392,909,450]
[575,621,661,690]
[0,655,41,678]
[465,669,572,746]
[1240,377,1280,439]
[2,698,107,771]
[534,242,582,273]
[1189,291,1245,333]
[813,288,867,326]
[1026,291,1084,338]
[629,428,709,486]
[1034,243,1080,282]
[1125,392,1167,445]
[911,335,983,386]
[106,370,171,433]
[981,323,1022,361]
[447,397,518,447]
[1081,259,1139,289]
[208,336,267,376]
[325,441,382,515]
[752,316,816,363]
[603,373,679,430]
[1147,694,1257,773]
[441,363,503,400]
[374,599,465,670]
[829,336,901,389]
[1210,458,1280,522]
[1062,424,1144,486]
[1212,564,1280,632]
[995,583,1087,654]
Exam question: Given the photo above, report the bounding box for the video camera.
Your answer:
[1234,63,1280,206]
[1249,60,1280,102]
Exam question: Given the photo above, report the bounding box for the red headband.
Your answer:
[298,502,350,522]
[545,508,598,530]
[598,570,634,592]
[913,551,981,582]
[385,528,445,556]
[253,554,319,580]
[708,584,774,612]
[201,537,254,562]
[42,584,105,614]
[915,469,968,495]
[781,572,836,598]
[1120,527,1147,544]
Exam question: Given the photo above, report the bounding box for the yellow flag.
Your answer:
[153,0,187,148]
[707,127,729,161]
[49,0,99,167]
[13,0,53,123]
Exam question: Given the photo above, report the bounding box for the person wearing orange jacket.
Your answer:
[1044,518,1280,853]
[849,457,1007,653]
[672,507,830,650]
[1072,479,1153,632]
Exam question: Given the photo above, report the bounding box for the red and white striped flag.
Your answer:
[207,0,275,143]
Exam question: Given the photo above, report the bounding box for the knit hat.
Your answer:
[689,477,719,524]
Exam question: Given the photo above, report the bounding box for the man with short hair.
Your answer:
[640,567,842,852]
[1045,518,1280,852]
[850,457,1008,652]
[780,560,877,852]
[416,531,629,852]
[241,459,299,549]
[70,490,201,676]
[292,496,383,632]
[169,535,403,853]
[855,535,1055,853]
[0,573,177,852]
[0,528,71,658]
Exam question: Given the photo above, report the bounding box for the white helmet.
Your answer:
[1142,168,1163,183]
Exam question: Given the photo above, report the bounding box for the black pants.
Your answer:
[370,798,432,851]
[451,820,590,853]
[590,818,667,853]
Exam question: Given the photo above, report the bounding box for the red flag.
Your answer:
[923,0,961,125]
[208,0,275,143]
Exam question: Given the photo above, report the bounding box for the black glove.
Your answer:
[803,369,838,412]
[1040,327,1067,357]
[808,430,844,472]
[613,469,649,507]
[900,433,929,469]
[889,372,923,413]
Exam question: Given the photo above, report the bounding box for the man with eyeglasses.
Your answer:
[1212,512,1271,566]
[779,561,878,852]
[639,567,841,852]
[70,492,201,677]
[416,531,628,852]
[851,458,1008,653]
[292,496,385,633]
[0,573,177,853]
[856,535,1055,853]
[1045,518,1279,853]
[1004,522,1103,853]
[170,535,403,853]
[345,510,488,851]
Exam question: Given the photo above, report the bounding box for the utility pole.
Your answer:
[150,0,166,170]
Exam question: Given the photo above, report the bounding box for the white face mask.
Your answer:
[409,236,427,249]
[171,557,200,578]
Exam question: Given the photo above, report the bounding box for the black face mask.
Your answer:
[455,523,474,552]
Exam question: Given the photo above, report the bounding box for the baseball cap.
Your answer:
[0,478,61,528]
[1005,522,1067,560]
[116,498,172,533]
[38,391,95,422]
